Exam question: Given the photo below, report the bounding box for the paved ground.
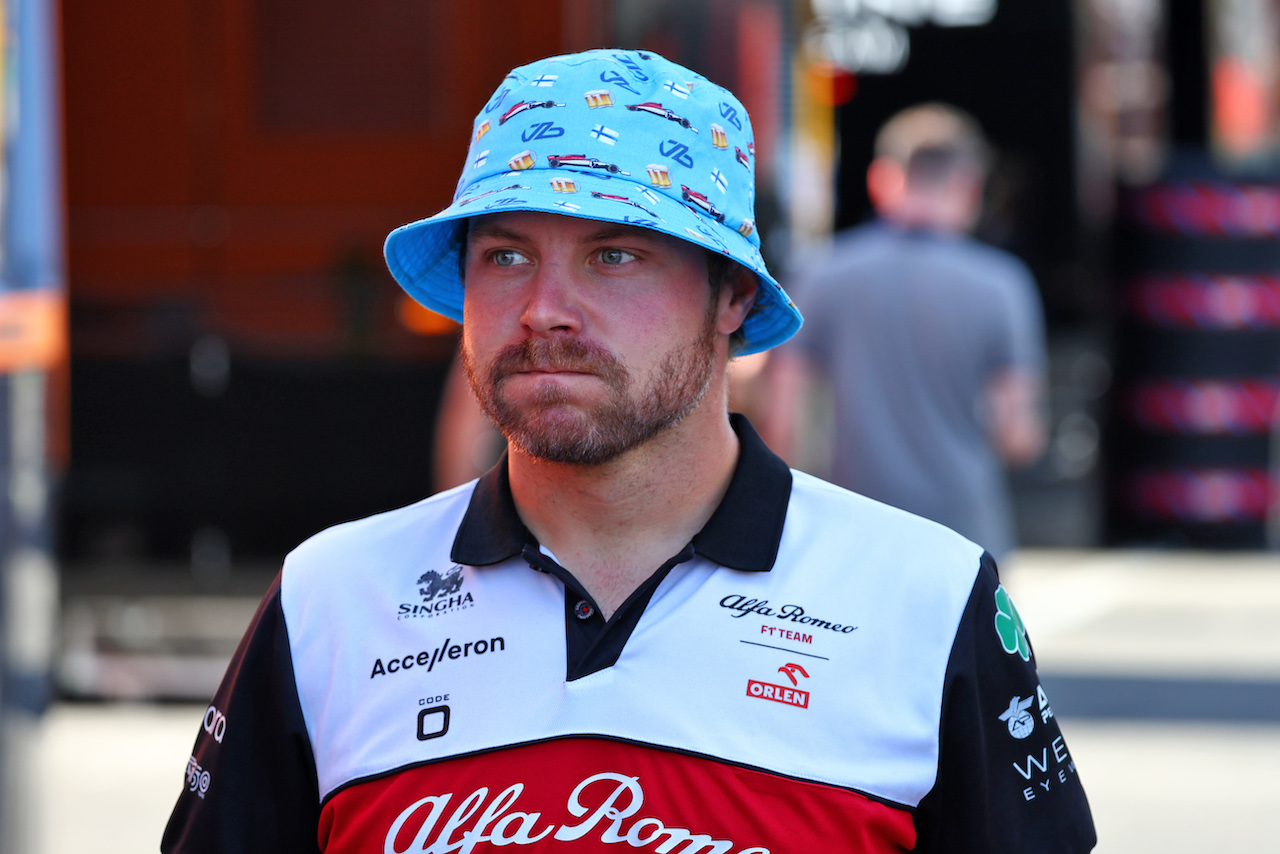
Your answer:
[23,548,1280,853]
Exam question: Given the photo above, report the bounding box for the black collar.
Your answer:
[450,413,792,572]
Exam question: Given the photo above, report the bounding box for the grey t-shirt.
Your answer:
[786,222,1046,561]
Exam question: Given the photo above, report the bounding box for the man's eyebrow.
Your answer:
[581,224,655,244]
[466,222,526,244]
[467,221,658,246]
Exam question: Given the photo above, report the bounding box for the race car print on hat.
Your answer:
[383,48,803,356]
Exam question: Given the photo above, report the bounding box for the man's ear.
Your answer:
[866,157,906,214]
[717,264,758,336]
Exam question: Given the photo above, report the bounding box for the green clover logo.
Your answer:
[994,585,1030,661]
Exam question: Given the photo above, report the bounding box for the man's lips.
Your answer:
[497,367,600,388]
[508,365,597,376]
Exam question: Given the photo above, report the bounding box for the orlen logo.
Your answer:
[746,663,810,709]
[203,705,227,743]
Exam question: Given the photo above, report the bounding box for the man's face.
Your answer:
[461,211,722,466]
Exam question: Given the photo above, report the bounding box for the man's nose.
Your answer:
[520,264,583,336]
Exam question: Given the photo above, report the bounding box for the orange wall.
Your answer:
[63,0,578,360]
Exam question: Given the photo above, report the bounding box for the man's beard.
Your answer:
[463,304,719,466]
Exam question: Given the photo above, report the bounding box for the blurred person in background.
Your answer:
[763,103,1048,564]
[432,353,504,492]
[163,54,1090,853]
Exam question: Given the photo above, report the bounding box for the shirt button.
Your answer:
[574,600,595,620]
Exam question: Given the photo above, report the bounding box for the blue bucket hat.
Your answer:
[383,48,802,356]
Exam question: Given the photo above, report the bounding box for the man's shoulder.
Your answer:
[282,482,476,583]
[774,471,991,717]
[940,234,1035,286]
[816,224,1023,278]
[784,470,986,578]
[825,222,898,263]
[790,224,902,298]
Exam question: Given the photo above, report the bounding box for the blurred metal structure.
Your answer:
[1104,0,1280,547]
[0,0,65,850]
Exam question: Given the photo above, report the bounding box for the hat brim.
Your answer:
[385,169,801,356]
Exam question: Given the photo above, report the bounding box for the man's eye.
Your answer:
[491,249,529,267]
[599,248,636,265]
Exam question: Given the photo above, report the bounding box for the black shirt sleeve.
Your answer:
[914,553,1097,853]
[161,573,321,853]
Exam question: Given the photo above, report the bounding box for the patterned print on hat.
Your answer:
[384,49,803,356]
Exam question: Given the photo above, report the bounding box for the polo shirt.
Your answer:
[162,416,1095,854]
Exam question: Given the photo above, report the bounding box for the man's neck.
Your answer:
[507,405,740,618]
[880,186,979,234]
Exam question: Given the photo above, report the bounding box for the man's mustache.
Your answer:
[489,338,628,384]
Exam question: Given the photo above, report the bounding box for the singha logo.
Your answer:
[417,565,465,603]
[398,565,474,620]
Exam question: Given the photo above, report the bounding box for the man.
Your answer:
[764,104,1048,564]
[163,52,1092,853]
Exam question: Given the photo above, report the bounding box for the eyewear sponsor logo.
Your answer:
[371,636,506,679]
[720,595,857,634]
[385,772,770,853]
[1013,735,1079,802]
